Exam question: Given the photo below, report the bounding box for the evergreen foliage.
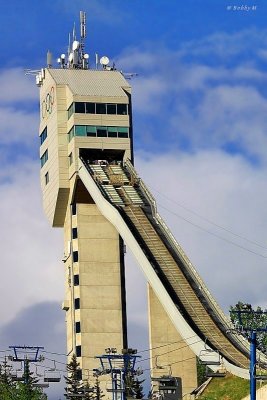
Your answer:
[197,357,208,386]
[64,354,83,397]
[125,372,145,399]
[93,374,104,400]
[65,353,96,399]
[230,301,267,353]
[0,358,46,400]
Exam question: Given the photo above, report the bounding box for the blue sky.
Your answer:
[1,1,267,398]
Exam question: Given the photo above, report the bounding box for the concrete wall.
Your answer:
[148,285,198,396]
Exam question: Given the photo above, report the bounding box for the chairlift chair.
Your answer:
[199,349,221,366]
[44,360,61,382]
[205,367,226,378]
[33,382,50,388]
[12,363,24,382]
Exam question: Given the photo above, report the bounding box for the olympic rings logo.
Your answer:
[41,86,55,119]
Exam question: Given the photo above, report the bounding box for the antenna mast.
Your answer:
[80,11,86,59]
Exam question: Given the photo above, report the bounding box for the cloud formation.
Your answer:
[118,29,267,163]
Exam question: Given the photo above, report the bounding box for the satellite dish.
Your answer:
[72,40,80,51]
[83,53,89,60]
[61,53,66,60]
[100,56,110,66]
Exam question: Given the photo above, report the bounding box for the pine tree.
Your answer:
[17,359,43,400]
[64,354,83,399]
[0,358,46,400]
[125,372,145,399]
[0,357,16,400]
[93,374,104,400]
[230,302,267,353]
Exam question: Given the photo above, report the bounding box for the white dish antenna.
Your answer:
[72,40,80,51]
[100,56,110,66]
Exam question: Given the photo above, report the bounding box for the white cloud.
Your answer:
[134,150,267,312]
[118,35,267,162]
[0,106,38,145]
[0,68,38,104]
[0,160,64,325]
[171,84,267,161]
[55,0,126,24]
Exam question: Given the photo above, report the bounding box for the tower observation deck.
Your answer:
[37,12,267,398]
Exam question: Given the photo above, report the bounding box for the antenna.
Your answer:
[72,22,76,43]
[100,56,110,69]
[56,11,90,70]
[80,11,86,59]
[47,50,52,68]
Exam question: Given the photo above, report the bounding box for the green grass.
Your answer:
[198,373,251,400]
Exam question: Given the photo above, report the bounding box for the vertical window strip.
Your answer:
[40,127,47,145]
[40,149,48,168]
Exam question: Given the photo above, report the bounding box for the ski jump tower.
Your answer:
[37,11,264,398]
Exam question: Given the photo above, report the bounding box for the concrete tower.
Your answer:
[39,27,132,381]
[37,13,197,397]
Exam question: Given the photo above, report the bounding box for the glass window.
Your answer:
[75,126,86,136]
[71,203,76,215]
[73,251,79,262]
[72,227,78,239]
[118,127,129,138]
[45,172,49,185]
[74,298,80,309]
[74,274,79,286]
[68,127,74,142]
[107,104,116,114]
[97,127,107,137]
[117,104,128,115]
[86,102,95,114]
[75,102,86,113]
[96,103,106,114]
[40,127,47,145]
[76,345,81,357]
[76,322,81,333]
[86,126,96,137]
[40,149,48,168]
[68,103,74,119]
[69,152,73,166]
[107,127,117,138]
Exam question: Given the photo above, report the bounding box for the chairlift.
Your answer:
[255,354,267,381]
[12,363,24,382]
[205,367,226,378]
[33,382,50,388]
[199,349,221,366]
[155,356,164,370]
[35,365,43,378]
[44,360,61,382]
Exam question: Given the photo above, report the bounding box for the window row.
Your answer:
[40,127,47,145]
[68,125,129,141]
[40,149,48,168]
[68,102,128,119]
